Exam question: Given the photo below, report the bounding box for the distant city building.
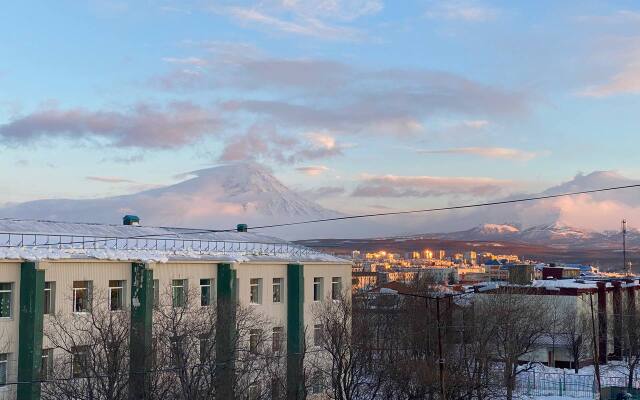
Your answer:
[438,250,446,260]
[463,251,477,264]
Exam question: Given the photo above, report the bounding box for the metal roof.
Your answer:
[0,218,348,263]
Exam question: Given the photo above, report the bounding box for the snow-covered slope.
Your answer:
[0,163,342,238]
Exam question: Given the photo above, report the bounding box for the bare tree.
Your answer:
[43,289,130,400]
[311,292,384,400]
[151,286,217,400]
[475,288,550,400]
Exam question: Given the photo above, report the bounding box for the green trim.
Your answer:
[129,262,153,400]
[286,263,304,400]
[17,261,45,400]
[215,263,237,399]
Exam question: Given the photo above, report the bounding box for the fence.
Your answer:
[516,371,596,398]
[0,232,329,258]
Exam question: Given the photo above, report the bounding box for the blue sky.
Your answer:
[2,0,640,215]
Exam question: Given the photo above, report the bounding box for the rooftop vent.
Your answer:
[237,223,248,232]
[123,215,140,226]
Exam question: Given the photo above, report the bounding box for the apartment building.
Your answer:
[0,218,351,400]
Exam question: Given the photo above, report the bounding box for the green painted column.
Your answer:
[17,261,45,400]
[215,263,237,399]
[287,263,304,400]
[129,262,154,400]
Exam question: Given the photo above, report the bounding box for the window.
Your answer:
[271,378,282,400]
[249,329,262,354]
[199,335,211,364]
[248,383,260,400]
[0,283,12,318]
[172,279,187,308]
[200,279,213,307]
[73,281,91,313]
[44,282,55,315]
[249,278,262,305]
[272,327,283,353]
[0,354,6,387]
[314,324,323,347]
[72,346,89,378]
[41,349,54,380]
[272,278,283,303]
[153,279,159,308]
[311,370,324,394]
[170,336,184,368]
[331,277,342,301]
[109,280,124,311]
[313,278,324,302]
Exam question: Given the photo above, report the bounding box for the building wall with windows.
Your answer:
[0,257,350,399]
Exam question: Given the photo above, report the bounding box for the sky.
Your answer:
[2,0,640,220]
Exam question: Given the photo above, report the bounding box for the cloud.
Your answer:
[300,186,346,198]
[85,176,135,184]
[575,10,640,24]
[463,119,489,128]
[418,146,543,161]
[214,0,382,41]
[0,102,222,149]
[162,57,208,66]
[225,7,363,40]
[278,0,383,20]
[425,0,499,22]
[352,174,511,197]
[579,58,640,97]
[296,165,329,175]
[218,126,345,163]
[155,47,529,139]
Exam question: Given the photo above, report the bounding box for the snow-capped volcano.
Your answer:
[0,163,341,236]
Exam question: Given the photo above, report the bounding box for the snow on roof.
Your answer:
[0,218,348,264]
[0,218,287,243]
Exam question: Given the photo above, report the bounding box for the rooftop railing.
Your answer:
[0,232,330,258]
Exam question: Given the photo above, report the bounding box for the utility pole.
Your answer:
[435,296,446,400]
[589,292,601,396]
[623,219,629,275]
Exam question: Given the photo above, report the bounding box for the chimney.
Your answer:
[236,224,248,232]
[123,215,140,226]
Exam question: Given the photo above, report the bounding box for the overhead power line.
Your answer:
[1,183,639,246]
[241,183,640,231]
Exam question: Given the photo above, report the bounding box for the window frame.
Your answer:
[249,329,262,354]
[313,277,324,302]
[313,324,323,347]
[108,280,125,311]
[249,278,262,305]
[272,327,283,353]
[41,348,54,381]
[272,278,283,303]
[72,281,91,313]
[44,281,55,315]
[0,353,7,387]
[71,346,89,378]
[153,279,160,308]
[200,278,214,307]
[172,279,187,308]
[331,277,342,301]
[0,283,13,319]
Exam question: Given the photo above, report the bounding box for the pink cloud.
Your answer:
[0,102,221,148]
[353,174,512,197]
